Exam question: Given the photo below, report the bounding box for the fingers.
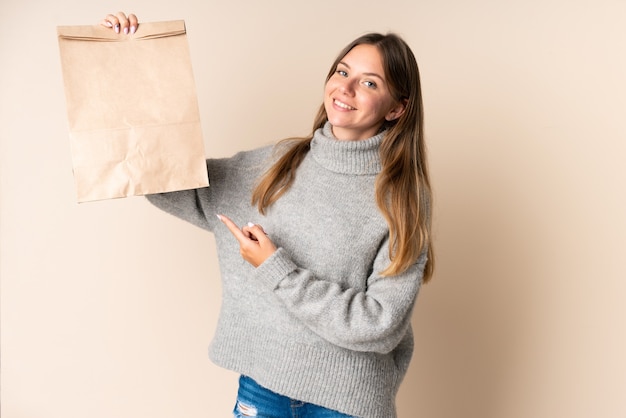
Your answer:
[128,13,138,32]
[217,215,277,268]
[101,12,138,35]
[243,222,268,243]
[216,214,247,242]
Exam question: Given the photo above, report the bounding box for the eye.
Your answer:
[336,69,348,77]
[363,80,377,88]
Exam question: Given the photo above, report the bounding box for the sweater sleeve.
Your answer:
[146,183,215,231]
[145,159,219,232]
[145,146,274,232]
[253,242,427,354]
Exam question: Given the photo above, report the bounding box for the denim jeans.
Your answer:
[233,375,358,418]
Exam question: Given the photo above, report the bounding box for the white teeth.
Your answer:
[334,100,355,110]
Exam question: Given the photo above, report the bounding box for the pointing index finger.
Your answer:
[216,214,246,242]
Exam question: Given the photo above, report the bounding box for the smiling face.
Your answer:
[324,44,406,141]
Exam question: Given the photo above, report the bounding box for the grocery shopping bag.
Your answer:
[57,20,208,202]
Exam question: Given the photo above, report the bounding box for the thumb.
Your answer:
[245,222,269,242]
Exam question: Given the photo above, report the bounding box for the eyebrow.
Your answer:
[338,61,385,82]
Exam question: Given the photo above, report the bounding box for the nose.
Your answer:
[339,78,356,96]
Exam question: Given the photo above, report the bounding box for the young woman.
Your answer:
[102,12,434,418]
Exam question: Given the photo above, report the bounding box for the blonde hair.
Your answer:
[251,33,434,282]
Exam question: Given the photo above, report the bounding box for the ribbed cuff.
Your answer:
[254,247,298,290]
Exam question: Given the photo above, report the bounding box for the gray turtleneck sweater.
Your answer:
[146,122,427,418]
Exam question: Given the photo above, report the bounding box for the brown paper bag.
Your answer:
[57,20,209,202]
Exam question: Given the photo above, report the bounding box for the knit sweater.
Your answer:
[146,122,428,418]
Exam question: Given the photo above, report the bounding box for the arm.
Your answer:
[147,147,274,232]
[218,215,426,353]
[146,185,215,231]
[254,246,426,354]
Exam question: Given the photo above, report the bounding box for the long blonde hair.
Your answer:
[251,33,434,282]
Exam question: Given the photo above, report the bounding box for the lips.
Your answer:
[333,99,355,110]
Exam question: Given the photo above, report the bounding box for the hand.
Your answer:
[217,215,277,268]
[101,12,138,35]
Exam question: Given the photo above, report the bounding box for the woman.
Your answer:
[102,12,434,418]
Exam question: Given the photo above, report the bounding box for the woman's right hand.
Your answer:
[101,12,139,35]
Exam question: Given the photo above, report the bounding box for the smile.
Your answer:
[334,99,355,110]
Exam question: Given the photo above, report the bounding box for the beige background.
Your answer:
[1,1,625,417]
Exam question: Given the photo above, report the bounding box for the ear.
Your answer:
[385,99,407,122]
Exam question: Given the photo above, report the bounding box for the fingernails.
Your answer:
[114,24,120,33]
[216,214,223,221]
[123,26,129,35]
[247,222,255,227]
[130,25,136,34]
[104,21,113,28]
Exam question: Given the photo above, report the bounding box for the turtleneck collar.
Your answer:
[309,122,384,175]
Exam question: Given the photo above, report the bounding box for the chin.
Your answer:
[326,112,349,128]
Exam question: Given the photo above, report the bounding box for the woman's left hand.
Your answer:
[217,214,276,268]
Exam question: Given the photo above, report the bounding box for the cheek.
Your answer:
[373,96,397,117]
[323,85,332,107]
[324,79,338,96]
[363,97,388,118]
[324,81,341,106]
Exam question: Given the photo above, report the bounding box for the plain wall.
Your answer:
[2,1,625,417]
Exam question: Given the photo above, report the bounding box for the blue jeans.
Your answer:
[233,375,357,418]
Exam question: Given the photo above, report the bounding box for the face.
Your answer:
[324,44,405,141]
